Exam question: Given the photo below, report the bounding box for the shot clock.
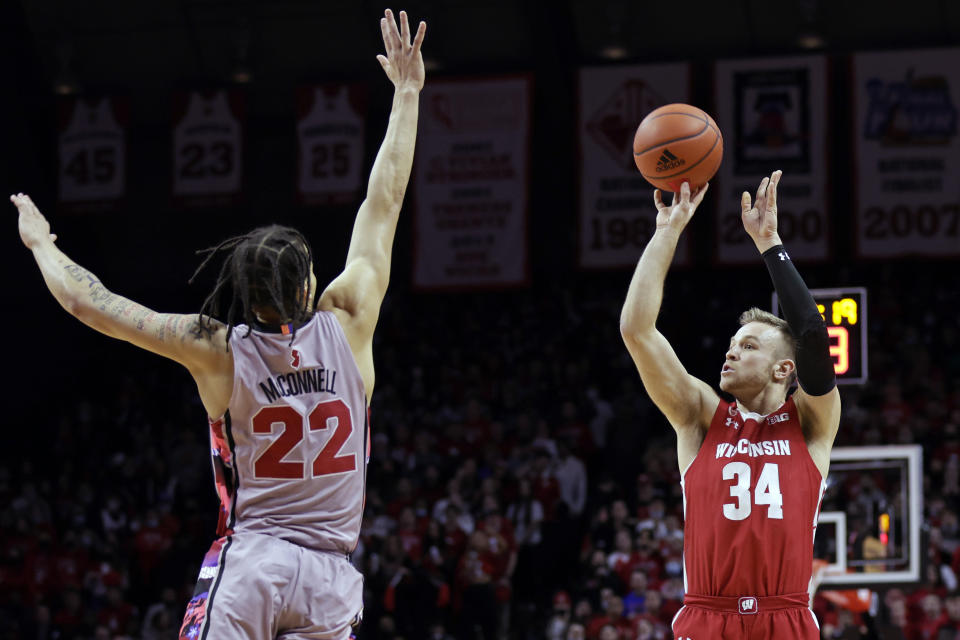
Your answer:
[772,287,868,385]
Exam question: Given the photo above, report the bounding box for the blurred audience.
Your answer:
[1,267,958,640]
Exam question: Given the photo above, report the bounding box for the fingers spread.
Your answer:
[399,10,410,47]
[692,182,709,206]
[380,18,394,54]
[755,177,768,208]
[741,191,752,214]
[386,9,402,50]
[769,169,781,203]
[653,189,665,210]
[412,20,426,52]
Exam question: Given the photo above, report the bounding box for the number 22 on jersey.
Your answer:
[252,399,357,480]
[722,462,783,521]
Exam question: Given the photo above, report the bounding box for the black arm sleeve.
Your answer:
[761,245,836,396]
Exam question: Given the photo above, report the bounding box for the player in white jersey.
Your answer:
[12,9,425,639]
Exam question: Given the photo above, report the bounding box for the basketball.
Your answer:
[633,103,723,193]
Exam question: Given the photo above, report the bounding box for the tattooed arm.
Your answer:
[11,193,228,372]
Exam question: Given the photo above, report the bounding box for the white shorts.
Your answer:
[179,532,363,640]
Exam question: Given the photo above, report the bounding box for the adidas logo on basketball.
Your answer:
[655,148,684,172]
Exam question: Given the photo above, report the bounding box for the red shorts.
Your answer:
[672,593,819,640]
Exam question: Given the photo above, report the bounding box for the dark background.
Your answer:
[3,0,959,406]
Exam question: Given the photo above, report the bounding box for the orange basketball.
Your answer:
[633,103,723,192]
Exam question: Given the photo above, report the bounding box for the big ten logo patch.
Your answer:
[766,412,789,425]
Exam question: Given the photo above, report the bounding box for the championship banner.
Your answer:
[172,90,245,207]
[854,47,960,258]
[58,96,127,209]
[296,85,367,206]
[578,63,692,268]
[714,55,830,264]
[413,75,530,290]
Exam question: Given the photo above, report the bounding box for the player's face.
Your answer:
[719,322,785,394]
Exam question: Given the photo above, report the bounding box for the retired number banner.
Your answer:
[715,55,830,264]
[578,63,691,268]
[413,75,530,289]
[854,47,960,258]
[172,90,244,206]
[58,96,127,208]
[296,85,367,206]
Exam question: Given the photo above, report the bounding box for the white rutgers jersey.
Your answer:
[207,311,369,554]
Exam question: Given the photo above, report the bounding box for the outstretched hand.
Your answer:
[377,9,426,92]
[741,170,783,252]
[653,181,709,234]
[11,193,57,250]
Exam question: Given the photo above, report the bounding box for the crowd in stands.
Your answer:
[1,264,958,640]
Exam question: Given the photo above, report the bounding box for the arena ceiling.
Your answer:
[14,0,960,102]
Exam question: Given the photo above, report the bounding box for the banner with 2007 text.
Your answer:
[578,63,691,269]
[854,47,960,258]
[714,55,831,264]
[413,76,531,290]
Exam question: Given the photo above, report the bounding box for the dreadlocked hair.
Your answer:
[189,225,315,345]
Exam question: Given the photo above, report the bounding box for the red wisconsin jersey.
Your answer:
[681,396,825,597]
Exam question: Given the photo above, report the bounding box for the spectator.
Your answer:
[456,530,497,640]
[606,529,636,589]
[622,568,647,617]
[506,475,545,602]
[935,592,960,637]
[546,590,573,640]
[97,585,135,636]
[555,439,588,518]
[911,593,948,639]
[566,621,587,640]
[586,595,632,639]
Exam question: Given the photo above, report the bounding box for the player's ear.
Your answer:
[773,358,795,383]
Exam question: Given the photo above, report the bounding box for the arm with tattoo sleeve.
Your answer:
[12,193,224,369]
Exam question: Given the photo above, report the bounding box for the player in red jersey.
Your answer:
[12,9,425,639]
[620,171,841,639]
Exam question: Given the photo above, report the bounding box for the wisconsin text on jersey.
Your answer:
[715,438,792,459]
[258,366,337,403]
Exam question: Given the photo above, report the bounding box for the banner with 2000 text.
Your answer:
[714,55,831,264]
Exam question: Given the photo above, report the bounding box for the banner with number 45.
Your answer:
[58,96,128,211]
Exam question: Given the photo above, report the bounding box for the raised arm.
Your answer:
[619,183,719,465]
[741,170,841,476]
[319,9,425,394]
[11,194,228,378]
